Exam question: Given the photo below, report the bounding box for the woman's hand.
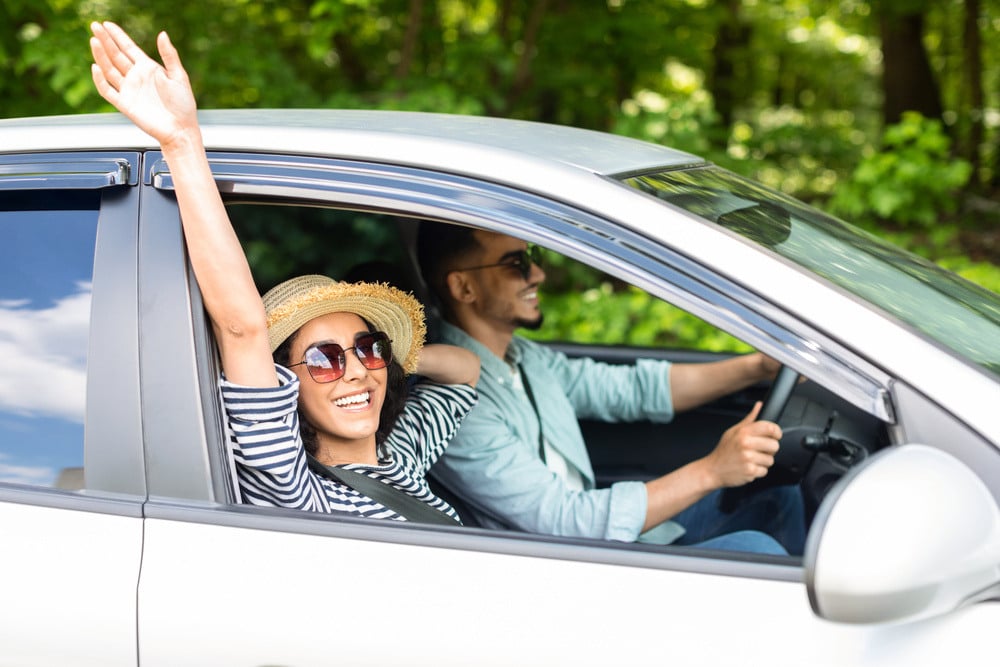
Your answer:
[89,21,198,150]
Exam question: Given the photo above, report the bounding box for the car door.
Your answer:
[0,154,146,666]
[133,152,1000,666]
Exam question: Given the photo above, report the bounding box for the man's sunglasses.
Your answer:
[287,332,393,383]
[453,245,543,281]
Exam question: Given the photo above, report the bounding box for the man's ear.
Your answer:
[445,270,477,304]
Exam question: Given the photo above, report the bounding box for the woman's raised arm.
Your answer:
[90,21,276,388]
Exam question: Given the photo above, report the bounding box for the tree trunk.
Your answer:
[962,0,984,186]
[879,6,943,125]
[506,0,548,111]
[710,0,751,131]
[394,0,426,80]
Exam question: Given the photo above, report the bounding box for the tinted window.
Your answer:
[0,191,99,489]
[623,167,1000,377]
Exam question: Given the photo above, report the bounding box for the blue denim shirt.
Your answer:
[434,322,685,543]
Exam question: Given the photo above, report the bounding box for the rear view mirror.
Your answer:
[806,444,1000,624]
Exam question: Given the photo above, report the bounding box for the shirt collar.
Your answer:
[440,321,522,380]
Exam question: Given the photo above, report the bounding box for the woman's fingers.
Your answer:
[157,31,186,82]
[90,21,156,90]
[89,23,128,95]
[100,21,144,71]
[89,62,116,105]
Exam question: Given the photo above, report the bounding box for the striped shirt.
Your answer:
[221,365,478,522]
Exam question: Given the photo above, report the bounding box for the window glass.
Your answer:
[0,191,99,489]
[622,167,1000,377]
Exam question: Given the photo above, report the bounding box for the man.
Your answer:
[417,223,805,555]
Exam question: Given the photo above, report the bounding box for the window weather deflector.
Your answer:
[607,161,710,182]
[0,153,138,190]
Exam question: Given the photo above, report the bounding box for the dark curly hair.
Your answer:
[273,321,409,457]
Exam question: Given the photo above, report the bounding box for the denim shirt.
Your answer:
[434,322,685,543]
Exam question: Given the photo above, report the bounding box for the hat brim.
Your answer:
[264,278,425,375]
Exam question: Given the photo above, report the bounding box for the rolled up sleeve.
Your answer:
[544,349,675,424]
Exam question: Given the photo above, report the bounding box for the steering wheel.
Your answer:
[718,364,801,513]
[758,364,799,423]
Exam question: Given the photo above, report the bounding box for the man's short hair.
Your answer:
[416,222,482,307]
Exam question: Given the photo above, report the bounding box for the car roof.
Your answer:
[0,109,703,179]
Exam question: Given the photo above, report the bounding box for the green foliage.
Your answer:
[612,75,722,157]
[0,0,95,117]
[522,283,752,353]
[228,204,406,293]
[828,112,973,228]
[520,250,752,353]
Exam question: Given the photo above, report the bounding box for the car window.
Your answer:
[0,190,99,489]
[623,167,1000,378]
[227,200,882,534]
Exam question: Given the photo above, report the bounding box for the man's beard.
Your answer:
[514,313,544,331]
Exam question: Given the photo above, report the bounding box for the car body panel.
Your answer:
[137,504,1000,667]
[0,496,142,666]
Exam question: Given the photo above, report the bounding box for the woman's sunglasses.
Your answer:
[454,245,543,281]
[288,331,393,383]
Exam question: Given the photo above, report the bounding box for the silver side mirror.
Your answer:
[806,444,1000,624]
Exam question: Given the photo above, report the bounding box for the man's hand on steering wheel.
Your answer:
[703,401,783,488]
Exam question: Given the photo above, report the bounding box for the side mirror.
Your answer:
[805,444,1000,624]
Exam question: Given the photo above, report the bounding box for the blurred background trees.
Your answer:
[3,0,999,345]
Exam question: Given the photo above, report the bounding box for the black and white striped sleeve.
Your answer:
[386,381,478,473]
[220,365,326,511]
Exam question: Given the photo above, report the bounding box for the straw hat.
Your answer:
[263,275,426,374]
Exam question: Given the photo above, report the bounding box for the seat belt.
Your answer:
[517,364,547,463]
[306,454,460,526]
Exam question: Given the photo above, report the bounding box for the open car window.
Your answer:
[226,199,892,554]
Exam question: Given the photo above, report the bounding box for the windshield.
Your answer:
[621,166,1000,377]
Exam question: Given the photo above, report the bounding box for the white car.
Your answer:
[1,109,998,666]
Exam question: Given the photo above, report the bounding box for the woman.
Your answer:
[89,21,479,523]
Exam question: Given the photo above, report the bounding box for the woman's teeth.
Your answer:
[334,391,370,407]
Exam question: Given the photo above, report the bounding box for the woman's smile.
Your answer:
[333,390,373,409]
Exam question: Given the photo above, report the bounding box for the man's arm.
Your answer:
[526,343,783,534]
[669,352,780,413]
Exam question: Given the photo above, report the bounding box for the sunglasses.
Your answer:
[287,332,393,383]
[454,245,543,281]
